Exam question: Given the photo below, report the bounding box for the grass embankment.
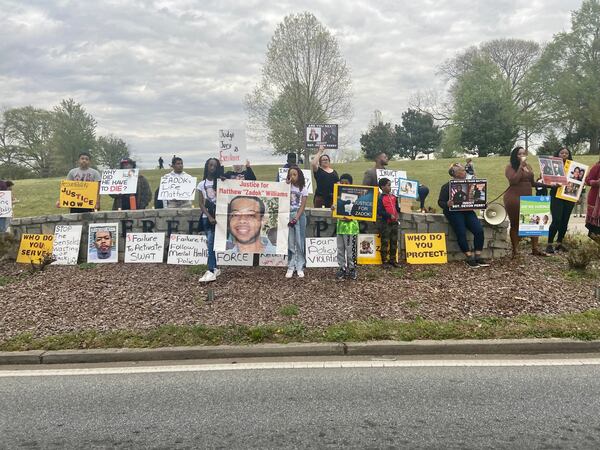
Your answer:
[3,310,600,351]
[12,155,600,218]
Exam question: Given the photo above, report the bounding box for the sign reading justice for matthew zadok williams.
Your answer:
[59,180,99,209]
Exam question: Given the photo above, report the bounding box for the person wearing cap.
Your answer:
[276,153,298,181]
[110,158,152,210]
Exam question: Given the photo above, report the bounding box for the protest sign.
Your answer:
[518,196,551,237]
[0,191,12,217]
[557,160,588,203]
[305,237,338,268]
[332,184,378,222]
[278,168,314,194]
[218,129,246,164]
[217,252,254,266]
[449,179,487,210]
[100,169,138,195]
[376,169,407,194]
[404,233,447,264]
[52,224,82,265]
[259,254,288,267]
[398,179,419,199]
[356,234,380,265]
[167,234,207,265]
[538,156,568,185]
[59,180,99,209]
[125,233,165,263]
[157,173,197,201]
[16,233,54,265]
[87,223,119,263]
[215,179,290,255]
[305,124,338,149]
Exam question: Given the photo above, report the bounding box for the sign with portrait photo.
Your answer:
[218,129,246,164]
[52,224,83,265]
[0,191,12,217]
[518,196,551,237]
[398,179,419,199]
[214,179,290,255]
[332,184,378,222]
[87,223,119,263]
[305,123,338,149]
[556,160,589,203]
[100,169,138,195]
[538,156,568,185]
[449,179,487,210]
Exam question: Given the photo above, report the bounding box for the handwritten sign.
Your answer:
[158,173,197,201]
[278,168,314,194]
[59,180,99,209]
[404,233,447,264]
[52,224,82,265]
[377,169,407,193]
[16,234,54,265]
[217,252,254,266]
[125,233,165,263]
[259,254,288,267]
[167,234,207,265]
[305,237,338,267]
[0,191,12,217]
[218,129,246,164]
[100,169,138,194]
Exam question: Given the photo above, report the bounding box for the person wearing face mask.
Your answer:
[546,147,574,253]
[311,145,339,208]
[438,163,488,268]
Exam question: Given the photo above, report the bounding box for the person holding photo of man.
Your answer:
[546,147,574,253]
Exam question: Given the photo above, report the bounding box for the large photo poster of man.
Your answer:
[305,124,338,149]
[449,179,487,210]
[332,184,378,222]
[214,180,290,255]
[518,196,551,237]
[538,156,568,185]
[87,223,119,263]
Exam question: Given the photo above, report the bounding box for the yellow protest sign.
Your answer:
[404,233,447,264]
[16,234,54,264]
[356,234,398,265]
[59,180,99,209]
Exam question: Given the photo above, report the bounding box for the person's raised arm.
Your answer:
[311,145,324,173]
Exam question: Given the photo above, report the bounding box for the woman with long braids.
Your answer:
[198,157,223,283]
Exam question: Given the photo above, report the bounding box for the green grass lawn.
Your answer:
[10,155,600,218]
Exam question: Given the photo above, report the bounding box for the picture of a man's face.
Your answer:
[94,230,113,259]
[228,197,264,246]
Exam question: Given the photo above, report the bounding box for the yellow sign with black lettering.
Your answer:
[404,233,447,264]
[59,180,99,209]
[16,234,54,264]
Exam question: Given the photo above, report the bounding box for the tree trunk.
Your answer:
[591,128,600,155]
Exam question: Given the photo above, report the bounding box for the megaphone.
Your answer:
[483,203,507,226]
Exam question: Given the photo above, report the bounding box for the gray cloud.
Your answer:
[0,0,582,168]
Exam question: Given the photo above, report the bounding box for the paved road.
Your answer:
[2,358,600,449]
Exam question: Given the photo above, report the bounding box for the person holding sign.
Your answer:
[224,160,256,181]
[311,145,339,208]
[377,178,401,267]
[333,174,359,280]
[584,158,600,238]
[198,158,223,283]
[0,180,14,232]
[57,151,101,213]
[438,163,487,267]
[110,158,152,210]
[285,166,308,278]
[546,147,573,253]
[164,157,193,208]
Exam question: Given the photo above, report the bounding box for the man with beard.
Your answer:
[226,196,276,254]
[362,152,390,186]
[90,229,114,261]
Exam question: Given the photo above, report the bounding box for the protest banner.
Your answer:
[332,184,378,222]
[214,179,290,255]
[52,224,82,265]
[305,237,338,268]
[356,234,380,265]
[157,173,197,201]
[16,233,54,265]
[305,124,338,149]
[100,169,138,195]
[87,223,119,263]
[167,234,207,265]
[557,160,589,203]
[376,169,407,194]
[398,179,419,199]
[449,179,487,211]
[538,156,568,185]
[404,233,448,264]
[217,252,254,266]
[0,191,12,217]
[278,168,314,194]
[125,233,165,263]
[59,180,99,209]
[218,129,246,164]
[259,254,288,267]
[518,196,551,237]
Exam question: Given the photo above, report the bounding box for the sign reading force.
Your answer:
[404,233,448,264]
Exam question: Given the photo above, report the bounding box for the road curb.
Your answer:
[2,339,600,365]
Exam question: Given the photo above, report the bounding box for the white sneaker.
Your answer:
[199,271,216,283]
[297,270,305,278]
[214,269,221,277]
[285,268,294,278]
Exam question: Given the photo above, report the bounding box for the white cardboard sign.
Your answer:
[52,224,83,265]
[278,168,314,194]
[305,237,338,268]
[158,173,197,201]
[0,191,12,218]
[167,234,207,265]
[218,129,246,164]
[100,169,138,195]
[125,233,165,263]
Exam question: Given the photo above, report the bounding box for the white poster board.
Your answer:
[0,191,12,217]
[52,224,83,265]
[167,234,207,265]
[87,223,119,263]
[100,169,138,195]
[158,173,197,201]
[278,168,314,194]
[218,129,246,164]
[259,253,288,267]
[217,252,254,266]
[125,233,165,263]
[376,169,407,192]
[305,237,338,268]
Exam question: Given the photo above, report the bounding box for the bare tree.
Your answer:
[245,12,352,165]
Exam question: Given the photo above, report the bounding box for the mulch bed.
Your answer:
[0,254,598,342]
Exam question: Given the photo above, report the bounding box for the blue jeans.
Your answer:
[287,211,306,271]
[0,217,8,233]
[201,217,217,272]
[443,210,484,253]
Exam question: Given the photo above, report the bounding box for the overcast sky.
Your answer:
[0,0,582,168]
